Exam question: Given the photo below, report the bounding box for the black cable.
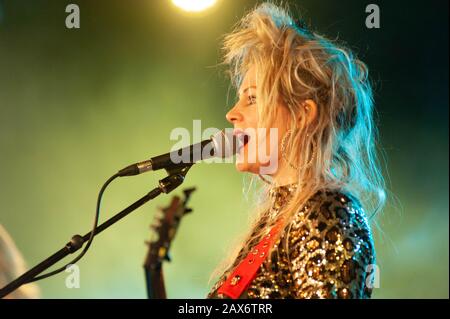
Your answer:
[25,173,120,283]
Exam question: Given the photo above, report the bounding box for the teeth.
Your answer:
[237,137,245,150]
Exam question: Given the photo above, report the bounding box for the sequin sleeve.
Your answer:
[285,191,375,299]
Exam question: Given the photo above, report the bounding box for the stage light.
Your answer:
[171,0,217,12]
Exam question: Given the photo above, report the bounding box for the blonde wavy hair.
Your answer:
[211,2,386,282]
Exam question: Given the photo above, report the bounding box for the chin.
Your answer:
[235,162,260,174]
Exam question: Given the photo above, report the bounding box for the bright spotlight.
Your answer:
[171,0,217,12]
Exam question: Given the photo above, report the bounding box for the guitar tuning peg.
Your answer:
[183,187,196,196]
[157,206,168,214]
[184,207,193,214]
[150,222,160,231]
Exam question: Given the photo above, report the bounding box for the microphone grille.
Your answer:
[211,129,238,159]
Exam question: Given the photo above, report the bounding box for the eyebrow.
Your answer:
[239,85,257,96]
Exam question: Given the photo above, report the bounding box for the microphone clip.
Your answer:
[158,164,193,194]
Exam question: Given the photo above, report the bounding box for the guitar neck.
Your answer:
[142,187,196,299]
[144,263,166,299]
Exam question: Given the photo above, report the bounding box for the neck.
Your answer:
[270,162,297,186]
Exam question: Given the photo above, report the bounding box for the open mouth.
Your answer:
[242,134,250,146]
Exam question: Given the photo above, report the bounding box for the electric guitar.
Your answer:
[143,187,196,299]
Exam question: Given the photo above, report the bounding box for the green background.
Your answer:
[0,0,448,298]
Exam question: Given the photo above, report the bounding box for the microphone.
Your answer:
[118,129,239,177]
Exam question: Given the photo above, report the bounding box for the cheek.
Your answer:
[237,101,258,123]
[234,107,285,175]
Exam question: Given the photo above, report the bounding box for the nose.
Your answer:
[226,103,242,124]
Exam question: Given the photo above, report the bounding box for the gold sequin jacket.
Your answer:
[208,185,375,299]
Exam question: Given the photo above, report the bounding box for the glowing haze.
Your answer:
[172,0,217,12]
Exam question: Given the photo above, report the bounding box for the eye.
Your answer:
[247,95,257,105]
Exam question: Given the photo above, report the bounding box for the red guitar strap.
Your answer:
[217,220,284,299]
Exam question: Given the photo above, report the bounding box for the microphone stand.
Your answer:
[0,164,193,299]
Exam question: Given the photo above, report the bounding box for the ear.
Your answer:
[299,99,318,125]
